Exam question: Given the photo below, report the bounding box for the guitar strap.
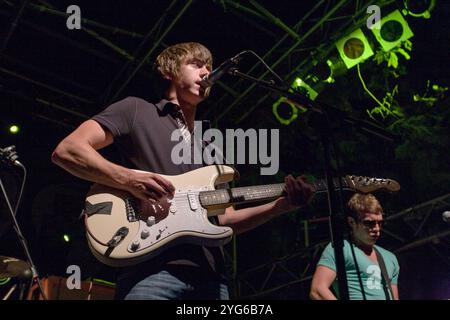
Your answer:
[374,247,394,300]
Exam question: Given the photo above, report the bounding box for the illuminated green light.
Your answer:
[272,96,299,126]
[9,125,20,134]
[324,59,335,83]
[63,234,71,242]
[293,77,302,88]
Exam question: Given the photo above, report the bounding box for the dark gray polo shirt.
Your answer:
[92,97,226,283]
[93,96,203,175]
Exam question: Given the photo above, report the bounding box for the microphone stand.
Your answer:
[229,68,398,300]
[0,147,47,300]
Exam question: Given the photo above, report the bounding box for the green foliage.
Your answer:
[389,115,434,140]
[413,80,449,107]
[373,40,412,69]
[367,41,415,121]
[366,84,405,120]
[323,36,449,202]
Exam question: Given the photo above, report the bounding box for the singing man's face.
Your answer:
[171,57,211,104]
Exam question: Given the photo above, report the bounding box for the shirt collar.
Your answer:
[155,99,186,127]
[155,99,179,112]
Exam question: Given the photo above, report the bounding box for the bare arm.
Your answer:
[310,265,338,300]
[51,120,174,202]
[391,284,399,300]
[52,120,125,186]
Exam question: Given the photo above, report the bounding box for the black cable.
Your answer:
[239,50,287,87]
[349,239,367,300]
[12,162,26,217]
[327,116,367,299]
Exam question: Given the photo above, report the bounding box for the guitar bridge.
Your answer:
[125,198,140,222]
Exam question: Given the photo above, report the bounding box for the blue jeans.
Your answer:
[118,267,230,300]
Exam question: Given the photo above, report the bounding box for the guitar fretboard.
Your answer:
[198,178,352,207]
[199,183,284,207]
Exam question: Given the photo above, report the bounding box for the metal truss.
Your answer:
[385,193,450,253]
[231,241,327,299]
[205,0,396,126]
[0,0,183,123]
[104,0,193,103]
[1,0,396,129]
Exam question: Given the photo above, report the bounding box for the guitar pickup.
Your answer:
[187,193,199,210]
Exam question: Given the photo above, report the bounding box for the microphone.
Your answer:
[442,211,450,223]
[200,53,243,87]
[0,145,23,167]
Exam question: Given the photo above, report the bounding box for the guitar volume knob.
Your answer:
[141,228,150,239]
[131,239,140,251]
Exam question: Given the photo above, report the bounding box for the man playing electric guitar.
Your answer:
[52,42,314,300]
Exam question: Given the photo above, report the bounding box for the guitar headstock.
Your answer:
[344,175,400,193]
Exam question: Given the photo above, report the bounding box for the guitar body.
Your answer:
[85,165,236,267]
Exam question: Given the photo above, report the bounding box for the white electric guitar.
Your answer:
[83,165,400,267]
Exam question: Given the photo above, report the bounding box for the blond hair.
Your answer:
[347,193,383,220]
[155,42,212,78]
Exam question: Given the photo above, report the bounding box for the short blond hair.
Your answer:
[155,42,212,78]
[347,193,383,220]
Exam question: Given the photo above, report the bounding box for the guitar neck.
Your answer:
[199,177,351,207]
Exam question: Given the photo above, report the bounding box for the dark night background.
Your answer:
[0,0,449,299]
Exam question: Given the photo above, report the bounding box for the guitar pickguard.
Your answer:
[127,186,229,254]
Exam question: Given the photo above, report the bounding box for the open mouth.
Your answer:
[198,82,208,90]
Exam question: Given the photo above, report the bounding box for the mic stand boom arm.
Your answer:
[229,68,399,143]
[229,68,399,300]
